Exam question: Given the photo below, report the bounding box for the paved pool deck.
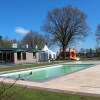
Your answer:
[0,61,100,97]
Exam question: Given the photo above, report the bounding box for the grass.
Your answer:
[80,57,100,61]
[0,61,66,72]
[0,84,100,100]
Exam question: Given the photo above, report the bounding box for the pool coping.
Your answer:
[14,83,100,97]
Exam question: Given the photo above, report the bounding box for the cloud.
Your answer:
[15,27,30,35]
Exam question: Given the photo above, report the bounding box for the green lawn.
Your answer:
[0,61,66,72]
[0,84,100,100]
[80,58,100,61]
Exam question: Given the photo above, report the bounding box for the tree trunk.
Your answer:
[62,45,66,60]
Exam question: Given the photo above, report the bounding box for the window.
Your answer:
[33,52,36,58]
[17,52,21,60]
[22,52,26,60]
[49,54,51,59]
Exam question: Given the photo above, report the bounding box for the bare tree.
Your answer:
[34,34,46,49]
[42,6,89,59]
[0,36,2,41]
[22,30,36,49]
[21,30,46,49]
[95,24,100,47]
[43,32,54,48]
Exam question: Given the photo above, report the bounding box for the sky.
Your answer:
[0,0,100,52]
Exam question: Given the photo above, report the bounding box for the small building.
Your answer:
[0,48,40,64]
[41,45,56,61]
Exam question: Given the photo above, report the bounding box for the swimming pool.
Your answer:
[0,64,93,81]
